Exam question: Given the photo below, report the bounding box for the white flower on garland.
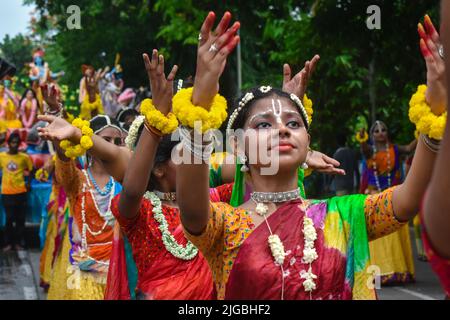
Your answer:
[268,234,286,266]
[259,86,272,93]
[144,191,198,260]
[125,115,145,150]
[300,216,318,294]
[300,267,318,292]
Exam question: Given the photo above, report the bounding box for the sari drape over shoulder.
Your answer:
[185,187,406,300]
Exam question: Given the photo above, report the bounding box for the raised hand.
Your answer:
[282,55,320,99]
[40,83,61,112]
[418,14,447,115]
[37,115,81,143]
[192,11,240,108]
[143,49,178,115]
[306,150,345,175]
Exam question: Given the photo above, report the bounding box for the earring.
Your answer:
[301,162,309,170]
[239,154,249,172]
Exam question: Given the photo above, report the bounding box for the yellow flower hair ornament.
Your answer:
[409,84,447,140]
[60,118,94,159]
[140,99,179,135]
[303,94,313,125]
[172,87,228,133]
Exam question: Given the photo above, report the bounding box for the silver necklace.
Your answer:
[154,190,176,201]
[251,188,300,204]
[251,188,300,217]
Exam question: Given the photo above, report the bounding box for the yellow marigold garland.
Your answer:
[303,94,313,125]
[355,130,369,144]
[172,87,228,133]
[35,168,49,181]
[140,99,179,134]
[409,84,447,140]
[83,94,102,111]
[79,94,104,120]
[60,118,94,159]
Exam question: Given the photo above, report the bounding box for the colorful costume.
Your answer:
[20,99,38,129]
[362,144,415,285]
[105,183,233,300]
[50,158,121,299]
[39,175,70,289]
[185,187,407,300]
[0,89,22,131]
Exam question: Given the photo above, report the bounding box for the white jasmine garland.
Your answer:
[125,115,145,150]
[259,86,272,93]
[144,191,198,260]
[301,217,318,296]
[268,234,286,266]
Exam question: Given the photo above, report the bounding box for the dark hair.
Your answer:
[230,87,308,131]
[7,132,21,144]
[116,108,139,123]
[130,122,179,191]
[19,88,40,111]
[90,115,122,134]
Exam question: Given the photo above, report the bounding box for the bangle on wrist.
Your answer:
[144,118,163,139]
[421,134,440,153]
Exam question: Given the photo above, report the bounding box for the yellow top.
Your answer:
[0,152,33,194]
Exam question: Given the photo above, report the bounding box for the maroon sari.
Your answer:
[225,200,348,300]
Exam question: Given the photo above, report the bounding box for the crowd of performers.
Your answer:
[1,9,450,300]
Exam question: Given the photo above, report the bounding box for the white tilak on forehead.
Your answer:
[272,99,283,124]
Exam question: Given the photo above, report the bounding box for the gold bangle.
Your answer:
[144,119,163,139]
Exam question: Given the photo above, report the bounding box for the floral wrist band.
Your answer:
[409,84,447,140]
[140,99,179,135]
[173,87,228,133]
[60,117,94,159]
[35,168,49,181]
[355,131,369,144]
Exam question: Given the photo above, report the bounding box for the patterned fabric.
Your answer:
[111,194,214,299]
[109,183,233,299]
[185,187,405,300]
[0,152,33,194]
[362,145,401,193]
[54,158,121,299]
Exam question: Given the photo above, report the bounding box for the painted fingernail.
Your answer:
[418,23,427,39]
[420,39,431,57]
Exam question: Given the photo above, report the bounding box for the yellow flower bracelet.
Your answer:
[60,117,94,159]
[35,168,49,181]
[172,87,228,133]
[409,84,447,140]
[355,130,369,144]
[140,99,179,135]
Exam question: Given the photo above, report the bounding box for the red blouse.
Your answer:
[110,183,233,298]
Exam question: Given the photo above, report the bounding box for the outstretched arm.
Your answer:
[119,50,178,219]
[178,12,240,235]
[423,7,450,259]
[38,83,131,182]
[398,139,418,154]
[392,15,444,222]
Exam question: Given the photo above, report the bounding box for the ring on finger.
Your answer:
[438,44,445,60]
[208,43,219,53]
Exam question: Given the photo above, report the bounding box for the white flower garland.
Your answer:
[125,115,145,150]
[256,201,318,300]
[268,235,286,266]
[300,217,318,297]
[144,191,198,260]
